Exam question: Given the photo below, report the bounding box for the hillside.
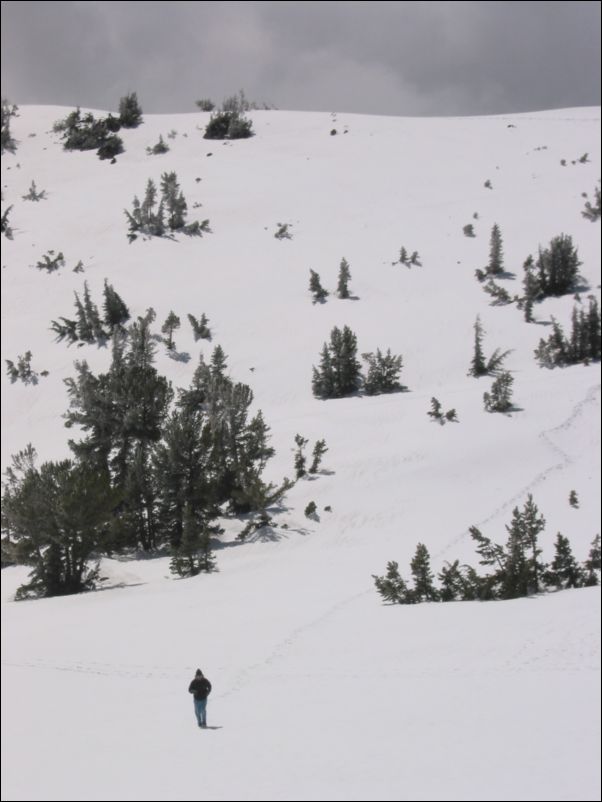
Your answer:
[1,105,601,801]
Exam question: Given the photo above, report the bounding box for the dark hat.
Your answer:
[195,668,203,676]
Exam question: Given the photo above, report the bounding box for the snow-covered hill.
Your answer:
[1,105,600,801]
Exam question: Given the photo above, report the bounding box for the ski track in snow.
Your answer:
[433,382,601,559]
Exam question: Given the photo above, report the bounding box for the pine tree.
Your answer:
[522,255,540,322]
[309,270,328,303]
[569,490,579,508]
[161,311,181,351]
[312,344,335,399]
[487,223,504,275]
[2,453,116,599]
[210,345,228,378]
[483,371,514,413]
[536,234,581,297]
[428,397,443,423]
[294,434,308,479]
[438,560,464,601]
[309,439,328,473]
[543,533,583,589]
[312,326,361,399]
[102,280,130,332]
[411,543,439,602]
[187,313,211,341]
[363,349,404,395]
[583,535,601,586]
[119,92,143,128]
[469,316,487,377]
[161,172,187,231]
[337,258,351,299]
[373,561,411,604]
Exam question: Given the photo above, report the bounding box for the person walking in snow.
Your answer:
[189,668,212,728]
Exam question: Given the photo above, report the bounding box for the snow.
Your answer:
[1,105,601,801]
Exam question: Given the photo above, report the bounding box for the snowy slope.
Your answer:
[1,105,601,801]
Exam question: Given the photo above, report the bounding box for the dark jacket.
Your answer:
[189,676,212,701]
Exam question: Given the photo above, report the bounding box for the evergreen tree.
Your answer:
[363,349,404,395]
[1,98,18,154]
[410,543,439,602]
[428,397,444,423]
[309,439,328,474]
[119,92,143,128]
[160,172,187,230]
[102,280,130,332]
[536,234,581,297]
[569,490,579,508]
[469,316,487,377]
[583,535,601,586]
[483,371,514,413]
[309,270,328,303]
[210,344,228,378]
[312,326,361,399]
[187,313,211,341]
[522,255,540,322]
[337,258,352,299]
[373,561,411,604]
[543,533,583,589]
[2,450,117,599]
[486,223,504,275]
[438,560,464,601]
[312,344,335,399]
[82,282,106,343]
[161,311,181,351]
[294,434,308,479]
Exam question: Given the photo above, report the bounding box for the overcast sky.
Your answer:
[1,1,600,117]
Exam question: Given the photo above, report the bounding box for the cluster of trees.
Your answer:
[309,259,353,302]
[125,172,211,241]
[374,495,600,605]
[53,94,142,161]
[202,91,255,140]
[395,247,421,267]
[312,326,405,399]
[2,309,290,597]
[51,280,130,346]
[293,435,328,478]
[427,397,458,424]
[535,297,601,368]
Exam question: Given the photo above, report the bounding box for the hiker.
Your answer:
[188,668,212,728]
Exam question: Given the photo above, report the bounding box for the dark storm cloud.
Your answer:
[1,1,600,115]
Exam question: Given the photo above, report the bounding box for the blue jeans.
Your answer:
[194,698,207,726]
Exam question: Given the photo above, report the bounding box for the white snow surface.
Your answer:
[1,106,601,801]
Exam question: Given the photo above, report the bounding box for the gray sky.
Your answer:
[1,1,600,116]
